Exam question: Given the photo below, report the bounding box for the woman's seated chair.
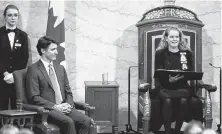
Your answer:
[138,79,217,134]
[13,69,97,134]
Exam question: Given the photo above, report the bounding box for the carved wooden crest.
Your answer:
[142,6,197,21]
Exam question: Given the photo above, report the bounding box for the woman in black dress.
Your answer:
[155,27,193,134]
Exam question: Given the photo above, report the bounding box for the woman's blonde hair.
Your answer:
[156,27,191,51]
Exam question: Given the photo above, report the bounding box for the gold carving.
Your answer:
[144,8,195,20]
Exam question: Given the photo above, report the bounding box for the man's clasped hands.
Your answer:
[53,103,74,114]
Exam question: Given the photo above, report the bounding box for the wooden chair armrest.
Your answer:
[201,84,217,92]
[198,96,205,101]
[193,84,217,92]
[191,80,217,92]
[74,102,89,110]
[85,105,95,112]
[22,104,45,113]
[138,82,150,92]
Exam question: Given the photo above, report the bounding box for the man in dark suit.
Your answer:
[0,5,29,110]
[26,36,91,134]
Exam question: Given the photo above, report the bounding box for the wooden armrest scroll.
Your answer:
[85,105,95,118]
[192,80,217,92]
[75,102,87,110]
[138,83,150,92]
[198,84,217,92]
[22,104,45,112]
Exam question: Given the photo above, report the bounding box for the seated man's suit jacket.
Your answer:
[26,60,74,110]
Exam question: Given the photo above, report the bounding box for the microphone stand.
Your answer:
[218,66,221,134]
[121,65,149,134]
[121,66,140,134]
[209,63,221,133]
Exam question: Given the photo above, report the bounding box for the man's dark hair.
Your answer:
[36,36,58,56]
[3,4,19,17]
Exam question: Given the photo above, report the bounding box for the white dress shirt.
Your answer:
[6,24,16,49]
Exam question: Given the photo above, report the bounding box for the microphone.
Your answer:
[209,63,221,133]
[209,63,221,69]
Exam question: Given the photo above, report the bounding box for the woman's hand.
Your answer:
[169,74,184,83]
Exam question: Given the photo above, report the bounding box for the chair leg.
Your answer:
[142,117,149,134]
[112,126,118,134]
[33,124,54,134]
[90,123,97,134]
[205,117,213,128]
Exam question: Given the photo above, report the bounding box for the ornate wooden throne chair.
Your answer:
[135,3,217,134]
[13,69,97,134]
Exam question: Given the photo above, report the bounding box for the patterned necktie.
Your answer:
[48,64,63,104]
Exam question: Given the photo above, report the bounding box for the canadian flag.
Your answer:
[46,0,66,69]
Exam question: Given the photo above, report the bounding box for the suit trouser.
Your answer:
[48,109,91,134]
[0,81,16,110]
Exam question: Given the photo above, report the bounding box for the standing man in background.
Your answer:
[26,36,91,134]
[0,4,29,110]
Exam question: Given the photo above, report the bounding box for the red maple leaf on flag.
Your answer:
[46,1,66,67]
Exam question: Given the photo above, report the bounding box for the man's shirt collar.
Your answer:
[41,58,53,69]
